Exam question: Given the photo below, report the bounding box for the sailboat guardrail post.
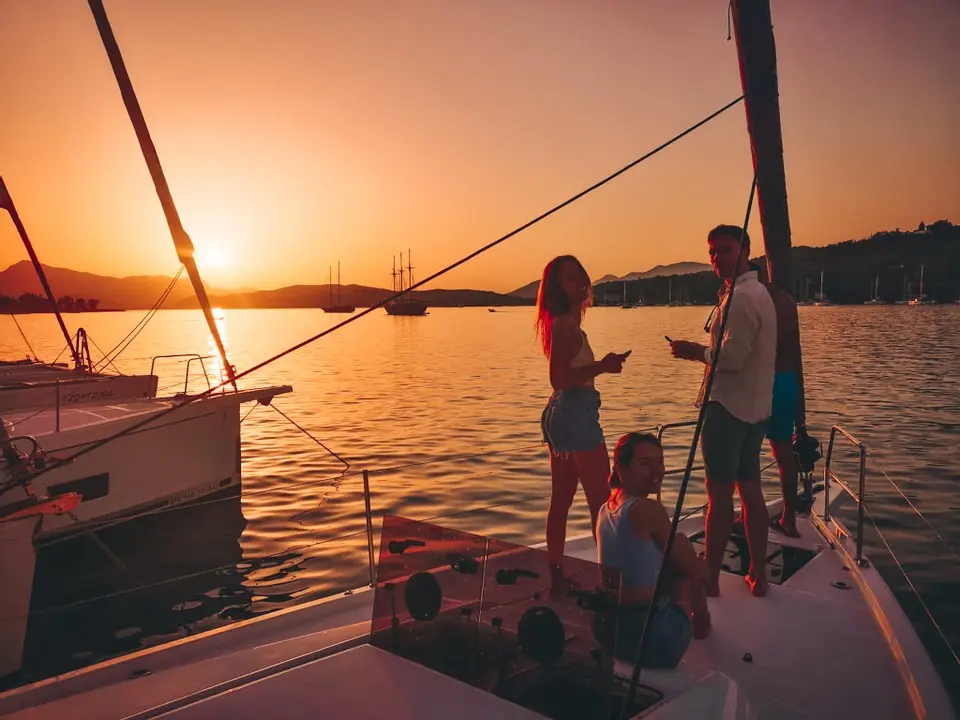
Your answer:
[823,425,869,567]
[856,442,868,567]
[362,469,376,587]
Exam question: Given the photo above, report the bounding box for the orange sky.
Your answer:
[1,0,957,293]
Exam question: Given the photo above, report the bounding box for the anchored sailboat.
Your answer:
[908,264,935,305]
[813,270,831,306]
[321,261,356,313]
[385,250,428,316]
[0,177,161,407]
[2,0,293,544]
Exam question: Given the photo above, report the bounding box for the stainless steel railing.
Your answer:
[822,424,869,566]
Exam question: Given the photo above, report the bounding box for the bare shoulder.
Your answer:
[628,496,669,524]
[550,314,580,339]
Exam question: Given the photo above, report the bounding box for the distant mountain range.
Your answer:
[0,260,530,310]
[509,261,711,300]
[168,285,530,310]
[0,261,233,309]
[3,220,957,310]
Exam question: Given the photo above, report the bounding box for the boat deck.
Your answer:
[2,386,292,438]
[1,499,946,720]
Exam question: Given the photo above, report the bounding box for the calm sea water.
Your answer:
[3,305,959,698]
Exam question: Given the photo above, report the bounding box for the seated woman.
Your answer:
[595,432,711,668]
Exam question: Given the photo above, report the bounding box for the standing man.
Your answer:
[756,262,808,538]
[669,225,777,597]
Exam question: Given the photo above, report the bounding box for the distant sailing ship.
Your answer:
[385,250,428,316]
[813,270,832,306]
[321,261,355,313]
[907,264,935,305]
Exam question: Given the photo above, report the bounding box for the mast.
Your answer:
[732,0,793,294]
[399,252,404,294]
[0,177,83,369]
[337,261,342,304]
[328,266,333,306]
[87,0,237,389]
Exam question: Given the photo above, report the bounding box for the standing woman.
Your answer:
[536,255,628,578]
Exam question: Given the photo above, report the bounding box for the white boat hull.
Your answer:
[0,516,39,679]
[0,387,291,541]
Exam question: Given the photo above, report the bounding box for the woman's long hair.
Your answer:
[534,255,591,357]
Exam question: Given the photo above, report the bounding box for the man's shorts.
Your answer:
[766,371,798,442]
[701,401,767,483]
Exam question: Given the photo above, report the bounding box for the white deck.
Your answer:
[0,501,951,720]
[2,386,292,439]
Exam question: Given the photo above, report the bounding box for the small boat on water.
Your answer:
[813,271,832,306]
[1,181,162,409]
[0,0,294,549]
[0,382,290,544]
[385,250,428,316]
[320,261,356,314]
[864,276,884,305]
[908,265,936,305]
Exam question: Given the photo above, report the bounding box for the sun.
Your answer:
[193,242,231,272]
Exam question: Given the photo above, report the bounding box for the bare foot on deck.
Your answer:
[771,514,801,539]
[745,573,769,597]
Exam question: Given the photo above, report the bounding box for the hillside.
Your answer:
[0,261,532,310]
[510,261,712,300]
[0,261,230,309]
[595,220,960,306]
[168,284,531,309]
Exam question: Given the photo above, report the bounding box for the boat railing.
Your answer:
[148,354,214,396]
[817,425,960,694]
[821,424,869,566]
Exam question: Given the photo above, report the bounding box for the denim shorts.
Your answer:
[766,371,797,442]
[540,386,604,453]
[592,595,692,669]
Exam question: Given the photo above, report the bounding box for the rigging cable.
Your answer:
[26,91,751,483]
[9,314,40,361]
[620,168,759,719]
[94,265,185,372]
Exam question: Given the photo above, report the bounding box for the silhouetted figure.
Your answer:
[669,226,777,598]
[535,255,628,580]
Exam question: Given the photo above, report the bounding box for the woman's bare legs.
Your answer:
[573,442,612,537]
[547,449,581,567]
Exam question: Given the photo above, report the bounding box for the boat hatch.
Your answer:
[687,530,821,586]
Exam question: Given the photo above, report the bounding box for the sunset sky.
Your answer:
[1,0,957,293]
